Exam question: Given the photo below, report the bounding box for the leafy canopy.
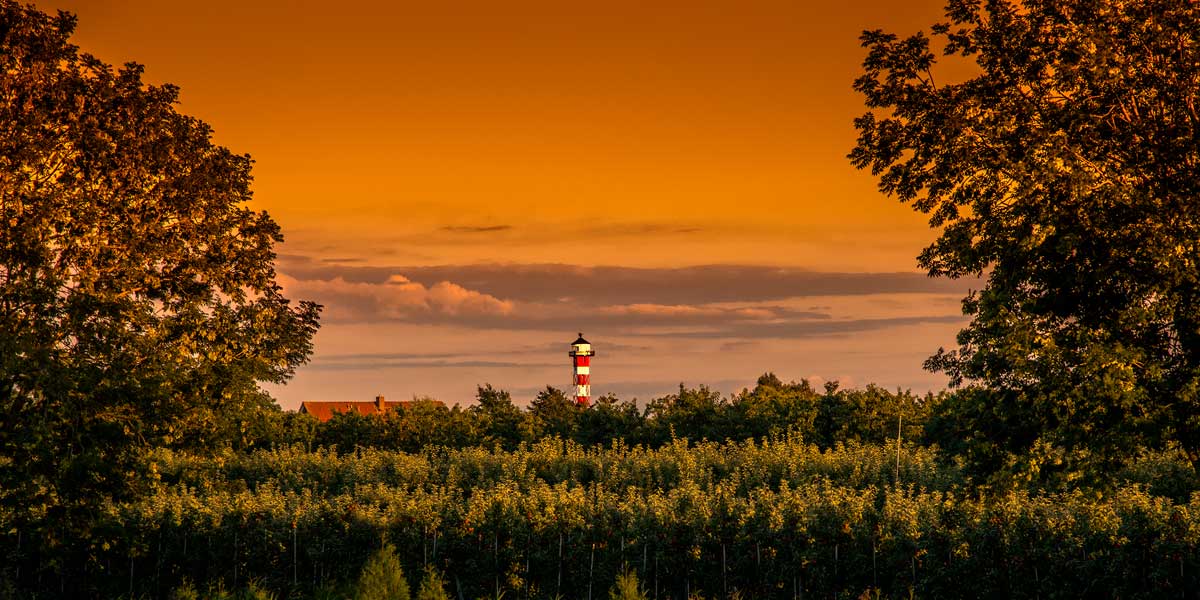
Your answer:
[609,569,649,600]
[851,0,1200,486]
[355,543,411,600]
[0,0,319,566]
[414,567,450,600]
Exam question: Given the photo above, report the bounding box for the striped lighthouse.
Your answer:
[568,333,595,406]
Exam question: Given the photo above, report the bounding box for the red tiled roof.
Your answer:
[298,400,441,423]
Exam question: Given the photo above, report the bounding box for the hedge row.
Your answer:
[3,439,1197,599]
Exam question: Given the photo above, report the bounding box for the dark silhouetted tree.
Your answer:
[383,397,479,451]
[0,1,320,586]
[576,393,645,446]
[527,386,580,440]
[470,384,522,449]
[355,543,410,600]
[851,0,1200,487]
[642,384,727,444]
[729,374,821,441]
[414,567,451,600]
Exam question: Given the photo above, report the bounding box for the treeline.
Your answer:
[255,374,935,455]
[9,439,1196,599]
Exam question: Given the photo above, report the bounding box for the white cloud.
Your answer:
[279,273,514,322]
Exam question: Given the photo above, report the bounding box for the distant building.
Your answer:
[569,333,595,406]
[298,395,436,422]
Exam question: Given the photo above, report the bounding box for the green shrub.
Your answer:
[1118,448,1200,501]
[415,567,451,600]
[313,583,351,600]
[242,580,277,600]
[355,543,411,600]
[171,580,200,600]
[609,569,647,600]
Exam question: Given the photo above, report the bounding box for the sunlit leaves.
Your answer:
[0,0,320,587]
[73,440,1200,598]
[851,0,1200,485]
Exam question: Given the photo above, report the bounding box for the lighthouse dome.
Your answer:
[572,333,590,345]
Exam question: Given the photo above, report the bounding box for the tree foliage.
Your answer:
[284,377,931,455]
[355,543,411,600]
[470,384,523,450]
[414,567,450,600]
[526,385,581,440]
[17,439,1196,599]
[850,0,1200,486]
[0,0,319,579]
[609,569,648,600]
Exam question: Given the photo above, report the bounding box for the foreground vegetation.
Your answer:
[5,436,1197,599]
[257,378,933,457]
[6,0,1200,597]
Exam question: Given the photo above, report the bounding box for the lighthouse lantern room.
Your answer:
[568,333,595,406]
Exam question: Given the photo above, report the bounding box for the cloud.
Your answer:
[635,315,967,339]
[320,257,369,264]
[580,223,706,236]
[288,220,709,256]
[275,258,978,306]
[314,342,654,363]
[593,304,827,325]
[718,340,760,352]
[493,340,657,355]
[601,304,763,318]
[278,273,514,323]
[307,359,560,371]
[314,350,466,361]
[275,258,970,340]
[441,225,514,234]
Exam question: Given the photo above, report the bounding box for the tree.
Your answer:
[609,568,648,600]
[414,567,450,600]
[642,384,727,444]
[728,373,821,441]
[470,384,523,449]
[317,409,383,452]
[813,384,928,449]
[527,385,580,440]
[576,393,645,446]
[0,0,319,586]
[381,397,475,451]
[355,544,411,600]
[850,0,1200,486]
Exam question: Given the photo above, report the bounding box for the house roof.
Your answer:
[298,400,440,423]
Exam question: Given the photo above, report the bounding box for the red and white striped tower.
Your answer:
[568,333,595,406]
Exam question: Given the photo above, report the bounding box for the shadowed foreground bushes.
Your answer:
[4,437,1196,599]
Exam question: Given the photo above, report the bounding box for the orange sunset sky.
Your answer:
[41,0,977,407]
